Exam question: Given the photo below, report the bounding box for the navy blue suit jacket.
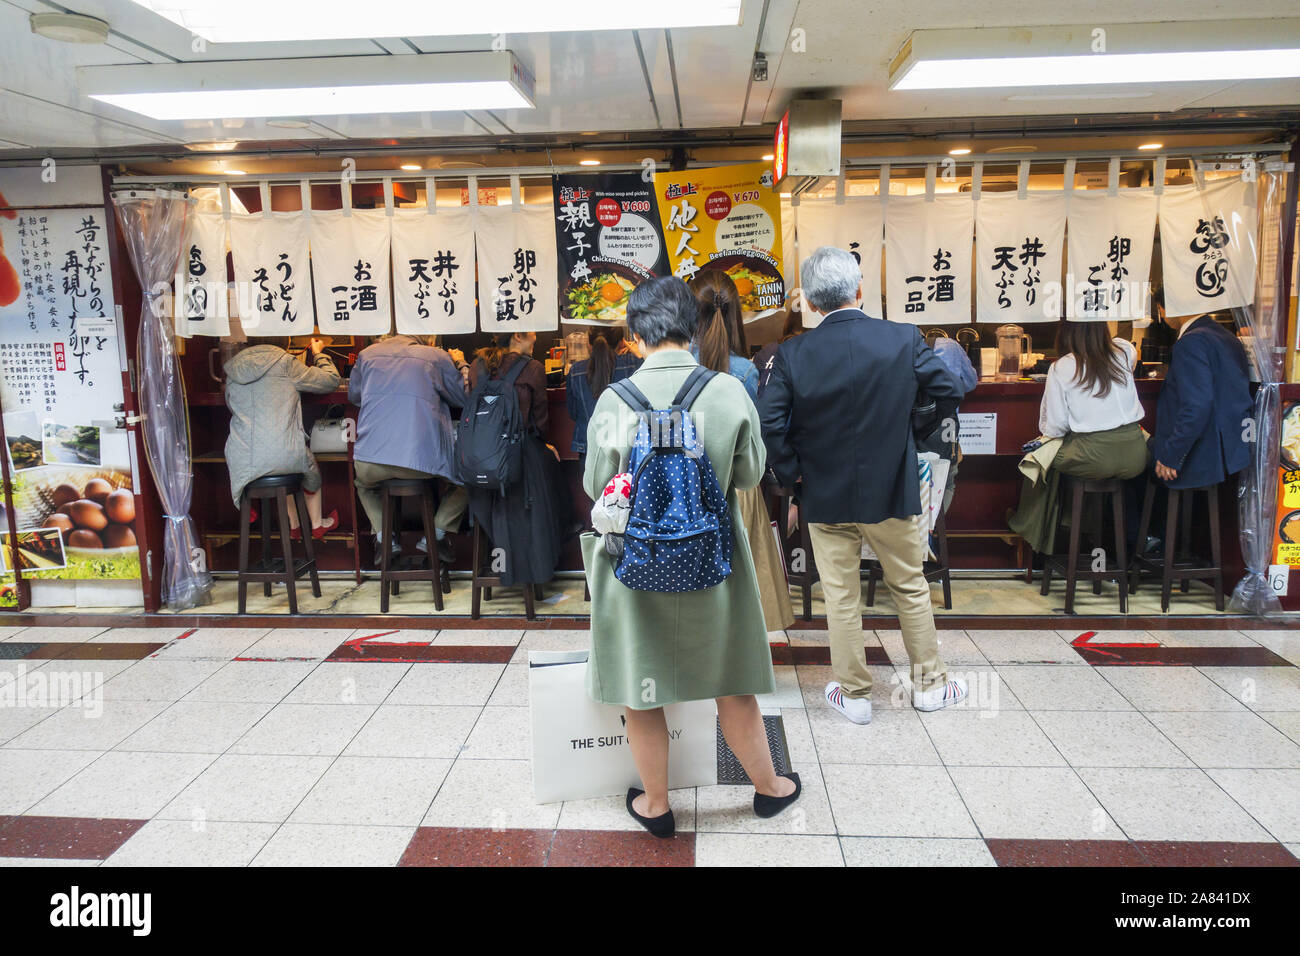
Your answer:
[757,308,962,524]
[1151,317,1253,489]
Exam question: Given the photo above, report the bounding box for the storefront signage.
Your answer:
[553,172,668,326]
[653,162,786,318]
[228,211,317,336]
[1274,401,1300,568]
[174,209,231,338]
[958,411,997,455]
[793,196,883,324]
[390,206,477,335]
[884,195,974,325]
[1065,190,1157,322]
[308,209,393,336]
[475,204,559,334]
[974,192,1065,324]
[1158,176,1258,318]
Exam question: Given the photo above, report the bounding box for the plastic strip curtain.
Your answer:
[110,189,214,609]
[1204,162,1292,615]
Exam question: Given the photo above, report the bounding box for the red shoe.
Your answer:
[312,509,339,540]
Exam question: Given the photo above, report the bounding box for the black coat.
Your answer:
[757,308,962,525]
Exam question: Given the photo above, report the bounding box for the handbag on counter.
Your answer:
[309,404,352,454]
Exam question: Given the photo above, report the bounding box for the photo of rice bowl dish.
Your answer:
[562,263,649,324]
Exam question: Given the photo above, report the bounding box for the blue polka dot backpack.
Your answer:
[604,366,733,592]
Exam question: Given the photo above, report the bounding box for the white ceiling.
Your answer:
[1,0,1298,151]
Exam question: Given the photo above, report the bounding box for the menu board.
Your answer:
[0,204,141,595]
[653,162,786,317]
[1273,401,1300,567]
[554,172,668,326]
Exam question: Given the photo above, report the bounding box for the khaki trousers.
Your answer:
[354,461,469,538]
[808,516,947,698]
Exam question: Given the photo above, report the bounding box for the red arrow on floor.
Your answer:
[1071,630,1160,648]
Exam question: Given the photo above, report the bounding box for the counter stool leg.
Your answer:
[237,494,252,614]
[800,514,814,621]
[1179,494,1193,592]
[1132,480,1155,595]
[1161,490,1180,613]
[275,488,298,615]
[523,579,536,621]
[865,562,879,607]
[1064,483,1083,615]
[260,498,274,598]
[380,487,393,614]
[1208,484,1225,611]
[420,488,444,612]
[937,508,952,611]
[294,488,321,599]
[1112,488,1128,614]
[470,524,483,620]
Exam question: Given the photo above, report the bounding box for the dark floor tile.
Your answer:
[22,642,168,661]
[1136,841,1300,867]
[1075,645,1292,667]
[0,815,146,860]
[326,644,516,663]
[789,645,890,666]
[986,838,1149,867]
[398,827,552,866]
[547,828,695,866]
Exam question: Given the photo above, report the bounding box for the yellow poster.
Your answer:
[653,162,785,315]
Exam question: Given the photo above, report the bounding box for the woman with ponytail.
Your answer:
[565,328,641,459]
[688,271,794,638]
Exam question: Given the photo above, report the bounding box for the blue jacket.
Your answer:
[1152,317,1253,489]
[349,335,468,477]
[689,344,759,399]
[565,353,641,454]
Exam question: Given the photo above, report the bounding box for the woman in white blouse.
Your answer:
[1009,321,1148,554]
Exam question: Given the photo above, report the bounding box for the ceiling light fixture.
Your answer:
[123,0,743,43]
[183,141,239,152]
[948,147,972,155]
[761,153,774,161]
[79,51,535,120]
[889,20,1300,89]
[578,159,601,166]
[224,169,247,175]
[1138,142,1163,150]
[400,164,422,171]
[30,12,109,44]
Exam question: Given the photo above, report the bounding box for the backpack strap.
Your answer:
[501,353,530,387]
[671,366,717,411]
[608,378,655,414]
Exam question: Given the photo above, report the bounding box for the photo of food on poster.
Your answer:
[554,172,669,326]
[1274,401,1300,567]
[653,161,785,321]
[0,204,140,598]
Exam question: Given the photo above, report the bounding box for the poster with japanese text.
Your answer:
[975,192,1066,324]
[1159,177,1258,318]
[1065,189,1157,322]
[884,195,974,325]
[554,172,668,326]
[390,207,476,336]
[1276,402,1300,567]
[475,204,559,334]
[308,209,392,336]
[653,162,785,320]
[793,196,884,326]
[173,208,230,338]
[0,205,141,590]
[228,211,316,336]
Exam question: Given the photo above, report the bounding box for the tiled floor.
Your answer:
[0,623,1297,867]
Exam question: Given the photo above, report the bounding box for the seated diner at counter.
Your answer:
[1008,320,1147,555]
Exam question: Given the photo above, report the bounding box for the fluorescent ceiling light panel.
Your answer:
[890,20,1300,90]
[126,0,743,42]
[79,52,534,120]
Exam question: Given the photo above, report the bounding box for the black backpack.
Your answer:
[453,356,528,493]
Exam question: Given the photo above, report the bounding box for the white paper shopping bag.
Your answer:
[528,649,718,804]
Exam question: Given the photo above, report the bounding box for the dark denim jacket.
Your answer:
[565,353,642,454]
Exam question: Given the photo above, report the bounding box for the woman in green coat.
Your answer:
[582,277,800,837]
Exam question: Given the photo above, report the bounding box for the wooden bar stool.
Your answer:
[1130,481,1225,612]
[378,478,449,613]
[770,484,817,621]
[470,523,543,620]
[865,505,953,610]
[1039,476,1129,615]
[237,474,320,615]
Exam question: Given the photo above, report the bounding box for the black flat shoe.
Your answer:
[753,772,801,818]
[626,788,675,838]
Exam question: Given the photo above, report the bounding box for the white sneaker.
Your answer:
[914,677,967,712]
[825,682,872,724]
